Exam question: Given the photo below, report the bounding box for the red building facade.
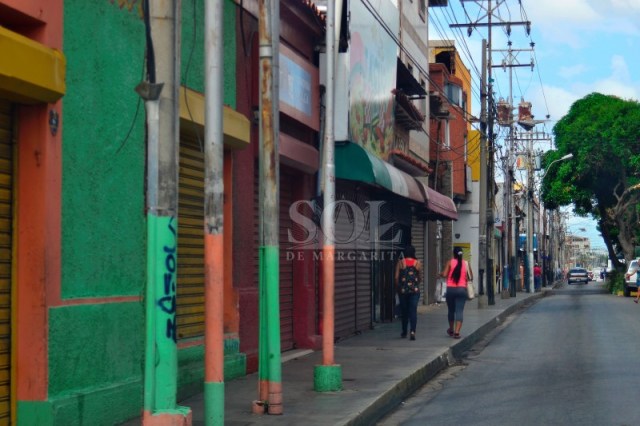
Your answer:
[428,63,469,201]
[234,0,324,372]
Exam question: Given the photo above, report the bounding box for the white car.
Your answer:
[567,268,589,285]
[624,259,639,297]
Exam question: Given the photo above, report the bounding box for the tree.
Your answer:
[541,93,640,267]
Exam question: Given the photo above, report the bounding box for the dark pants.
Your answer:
[399,293,420,335]
[446,286,467,323]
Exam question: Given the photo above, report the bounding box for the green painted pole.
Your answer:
[255,0,283,415]
[139,0,191,423]
[264,246,282,411]
[141,86,164,413]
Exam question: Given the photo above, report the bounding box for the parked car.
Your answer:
[624,259,639,297]
[567,268,589,285]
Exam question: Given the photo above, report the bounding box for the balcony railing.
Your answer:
[394,89,425,131]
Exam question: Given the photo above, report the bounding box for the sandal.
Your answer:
[447,328,454,337]
[453,333,461,339]
[634,299,638,304]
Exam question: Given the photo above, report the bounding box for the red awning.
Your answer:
[414,180,458,221]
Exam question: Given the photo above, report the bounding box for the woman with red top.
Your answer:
[440,247,473,339]
[395,246,422,340]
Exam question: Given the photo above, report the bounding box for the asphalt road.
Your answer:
[378,281,640,426]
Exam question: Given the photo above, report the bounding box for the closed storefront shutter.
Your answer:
[278,169,295,351]
[354,190,372,332]
[0,99,13,422]
[333,200,357,339]
[377,198,396,322]
[176,133,206,340]
[334,182,371,339]
[376,196,410,322]
[355,248,371,332]
[411,216,426,303]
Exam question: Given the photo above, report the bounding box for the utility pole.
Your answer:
[492,42,535,298]
[314,0,342,393]
[486,14,495,305]
[204,0,225,423]
[527,132,535,293]
[255,0,283,415]
[451,0,531,306]
[139,0,191,424]
[477,38,488,307]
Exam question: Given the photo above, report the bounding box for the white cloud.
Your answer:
[526,0,599,26]
[531,84,577,122]
[577,55,640,101]
[527,0,640,45]
[558,64,587,79]
[611,0,640,13]
[530,54,640,125]
[591,79,640,102]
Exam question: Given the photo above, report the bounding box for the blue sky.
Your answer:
[428,0,640,250]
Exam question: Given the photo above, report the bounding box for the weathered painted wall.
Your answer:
[46,304,144,425]
[48,304,144,395]
[37,0,241,423]
[61,0,146,299]
[60,0,236,299]
[181,0,237,106]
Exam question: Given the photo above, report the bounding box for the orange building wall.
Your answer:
[1,0,64,403]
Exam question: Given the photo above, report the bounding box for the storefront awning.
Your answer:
[0,26,66,103]
[335,143,458,221]
[335,142,423,202]
[179,87,250,150]
[415,181,458,221]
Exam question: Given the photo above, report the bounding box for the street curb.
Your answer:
[346,291,549,426]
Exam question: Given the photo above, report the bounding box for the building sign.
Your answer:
[279,44,320,131]
[349,0,399,159]
[519,234,538,251]
[516,154,528,170]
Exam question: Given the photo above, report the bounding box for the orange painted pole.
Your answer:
[321,245,335,366]
[314,0,342,392]
[204,0,225,423]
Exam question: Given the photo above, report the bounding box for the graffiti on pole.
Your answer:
[157,216,178,342]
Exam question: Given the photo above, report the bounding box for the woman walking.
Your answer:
[440,247,473,339]
[395,246,422,340]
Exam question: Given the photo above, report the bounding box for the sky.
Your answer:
[428,0,640,250]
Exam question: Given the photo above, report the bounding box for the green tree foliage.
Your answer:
[541,93,640,265]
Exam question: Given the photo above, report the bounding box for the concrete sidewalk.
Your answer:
[124,286,555,425]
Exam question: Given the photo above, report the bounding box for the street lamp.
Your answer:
[540,153,573,179]
[528,152,574,292]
